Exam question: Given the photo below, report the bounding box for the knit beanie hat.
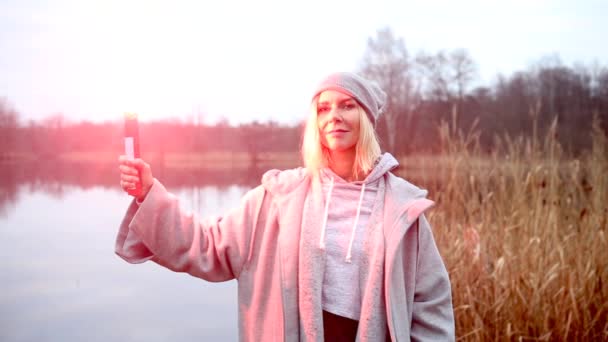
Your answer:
[311,72,387,126]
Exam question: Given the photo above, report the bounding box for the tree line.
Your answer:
[360,28,608,155]
[1,27,607,160]
[0,110,302,162]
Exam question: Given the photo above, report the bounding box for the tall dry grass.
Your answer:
[403,116,608,340]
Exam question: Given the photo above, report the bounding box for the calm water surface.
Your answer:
[0,178,250,341]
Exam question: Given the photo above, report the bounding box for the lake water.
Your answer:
[0,163,258,342]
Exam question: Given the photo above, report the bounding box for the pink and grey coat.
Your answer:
[115,153,455,341]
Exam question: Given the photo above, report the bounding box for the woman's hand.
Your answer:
[118,155,154,201]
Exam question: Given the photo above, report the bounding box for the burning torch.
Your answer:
[124,112,141,195]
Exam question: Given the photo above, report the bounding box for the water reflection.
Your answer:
[0,164,255,342]
[0,160,271,217]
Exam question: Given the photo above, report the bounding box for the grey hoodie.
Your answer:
[115,153,455,341]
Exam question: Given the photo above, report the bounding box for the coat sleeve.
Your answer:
[115,178,266,282]
[410,215,455,341]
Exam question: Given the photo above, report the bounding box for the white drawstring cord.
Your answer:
[319,176,334,250]
[345,182,366,263]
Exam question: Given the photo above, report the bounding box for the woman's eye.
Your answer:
[341,103,356,111]
[318,107,330,114]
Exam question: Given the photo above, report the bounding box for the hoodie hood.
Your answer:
[362,152,400,183]
[319,152,400,185]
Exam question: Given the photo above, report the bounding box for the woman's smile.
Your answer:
[327,128,349,135]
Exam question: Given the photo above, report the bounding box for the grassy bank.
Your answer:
[403,119,608,340]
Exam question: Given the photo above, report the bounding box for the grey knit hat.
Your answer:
[311,72,387,126]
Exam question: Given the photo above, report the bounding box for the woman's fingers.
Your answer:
[120,173,140,183]
[118,155,140,191]
[117,155,154,199]
[118,155,133,166]
[118,156,146,177]
[118,155,138,167]
[120,180,136,190]
[118,164,139,176]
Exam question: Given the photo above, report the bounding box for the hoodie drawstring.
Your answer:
[319,177,367,263]
[319,176,334,250]
[345,183,365,263]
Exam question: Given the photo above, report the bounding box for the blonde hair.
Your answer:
[301,95,382,179]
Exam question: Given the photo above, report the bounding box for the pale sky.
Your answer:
[1,0,607,125]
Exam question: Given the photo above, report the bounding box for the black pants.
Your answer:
[322,310,358,342]
[322,310,392,341]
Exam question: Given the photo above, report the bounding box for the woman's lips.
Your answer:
[327,131,347,137]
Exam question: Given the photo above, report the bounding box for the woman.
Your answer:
[116,72,455,341]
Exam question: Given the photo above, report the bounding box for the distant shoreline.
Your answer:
[0,151,303,169]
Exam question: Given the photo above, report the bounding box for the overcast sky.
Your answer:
[1,0,607,125]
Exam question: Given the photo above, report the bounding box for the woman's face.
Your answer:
[316,90,361,154]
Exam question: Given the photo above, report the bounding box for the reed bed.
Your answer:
[400,118,608,340]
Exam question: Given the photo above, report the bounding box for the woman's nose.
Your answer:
[327,105,343,122]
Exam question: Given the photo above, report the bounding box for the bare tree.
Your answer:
[0,98,19,156]
[359,27,421,154]
[450,49,477,103]
[417,49,477,108]
[417,51,452,102]
[597,67,608,128]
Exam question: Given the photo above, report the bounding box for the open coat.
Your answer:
[115,154,455,341]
